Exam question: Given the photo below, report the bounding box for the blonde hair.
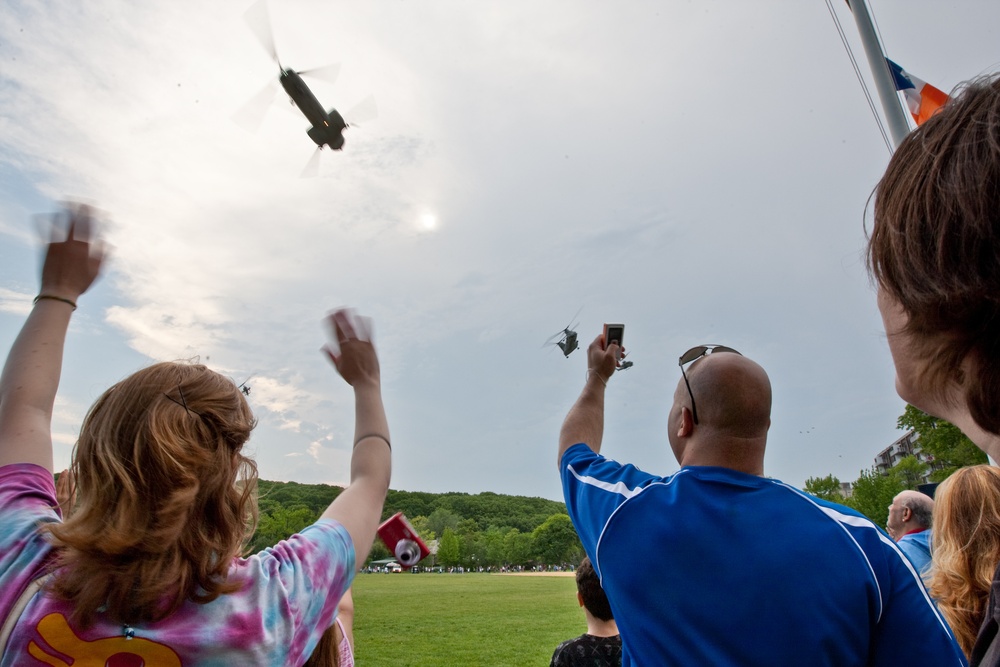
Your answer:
[927,465,1000,657]
[44,362,258,627]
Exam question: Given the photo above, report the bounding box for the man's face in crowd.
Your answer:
[886,495,906,540]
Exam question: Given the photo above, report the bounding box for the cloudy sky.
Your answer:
[1,1,998,502]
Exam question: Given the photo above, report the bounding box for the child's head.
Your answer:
[576,556,613,622]
[47,361,259,625]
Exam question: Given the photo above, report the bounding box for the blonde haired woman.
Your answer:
[928,465,1000,659]
[0,206,391,665]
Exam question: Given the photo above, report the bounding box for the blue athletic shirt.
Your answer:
[560,443,967,667]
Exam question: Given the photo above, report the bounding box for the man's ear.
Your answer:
[577,591,584,608]
[677,407,695,438]
[901,506,912,523]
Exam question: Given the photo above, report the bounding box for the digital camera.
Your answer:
[377,512,430,568]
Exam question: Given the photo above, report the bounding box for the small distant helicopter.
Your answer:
[237,0,377,175]
[544,309,582,358]
[618,360,634,371]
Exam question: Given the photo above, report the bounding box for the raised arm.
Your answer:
[0,205,105,471]
[557,333,621,466]
[319,309,392,567]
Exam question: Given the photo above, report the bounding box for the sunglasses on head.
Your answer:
[678,345,742,424]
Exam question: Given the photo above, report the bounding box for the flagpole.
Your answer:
[846,0,911,148]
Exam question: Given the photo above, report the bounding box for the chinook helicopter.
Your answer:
[544,309,582,358]
[236,0,377,175]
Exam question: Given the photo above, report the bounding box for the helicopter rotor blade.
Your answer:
[543,330,565,347]
[232,80,279,132]
[300,147,323,178]
[297,63,341,86]
[244,0,280,65]
[565,306,584,331]
[344,95,378,127]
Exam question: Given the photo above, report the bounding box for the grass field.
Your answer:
[352,573,582,666]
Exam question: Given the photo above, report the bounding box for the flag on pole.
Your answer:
[886,59,950,126]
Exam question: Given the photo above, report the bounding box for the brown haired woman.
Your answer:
[928,466,1000,660]
[868,74,1000,666]
[0,205,391,665]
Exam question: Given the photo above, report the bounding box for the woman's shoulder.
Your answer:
[0,464,61,643]
[242,520,354,570]
[0,463,58,507]
[232,520,355,608]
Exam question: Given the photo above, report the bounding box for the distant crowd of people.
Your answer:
[362,563,573,574]
[3,74,1000,665]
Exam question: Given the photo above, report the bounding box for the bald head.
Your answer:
[670,352,772,473]
[685,353,771,436]
[887,490,933,540]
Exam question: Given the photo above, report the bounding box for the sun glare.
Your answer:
[418,212,438,232]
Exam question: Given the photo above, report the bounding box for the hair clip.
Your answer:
[164,387,200,418]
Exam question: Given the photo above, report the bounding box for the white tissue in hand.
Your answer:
[324,308,374,357]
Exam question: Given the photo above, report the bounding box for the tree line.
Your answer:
[804,405,987,528]
[251,406,978,566]
[248,484,584,568]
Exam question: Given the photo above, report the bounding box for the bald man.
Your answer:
[557,335,964,667]
[887,489,934,574]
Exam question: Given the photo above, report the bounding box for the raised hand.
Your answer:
[587,333,623,386]
[39,203,106,303]
[323,309,380,390]
[0,204,108,470]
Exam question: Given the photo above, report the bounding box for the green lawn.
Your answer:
[352,573,582,666]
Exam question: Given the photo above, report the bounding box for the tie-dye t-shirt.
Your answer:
[0,463,355,667]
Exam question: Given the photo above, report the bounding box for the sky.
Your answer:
[1,1,998,503]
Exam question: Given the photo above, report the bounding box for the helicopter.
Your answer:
[237,0,377,174]
[544,309,582,358]
[617,360,634,371]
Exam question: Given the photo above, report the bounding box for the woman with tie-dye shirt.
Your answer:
[0,205,392,666]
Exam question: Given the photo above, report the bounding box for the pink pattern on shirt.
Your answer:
[0,463,355,667]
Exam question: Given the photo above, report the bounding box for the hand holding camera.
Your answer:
[377,513,430,569]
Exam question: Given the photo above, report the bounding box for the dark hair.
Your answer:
[576,556,614,622]
[867,74,1000,435]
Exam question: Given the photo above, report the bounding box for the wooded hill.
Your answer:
[249,480,583,567]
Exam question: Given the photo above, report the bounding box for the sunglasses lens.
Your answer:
[678,345,742,366]
[679,346,709,366]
